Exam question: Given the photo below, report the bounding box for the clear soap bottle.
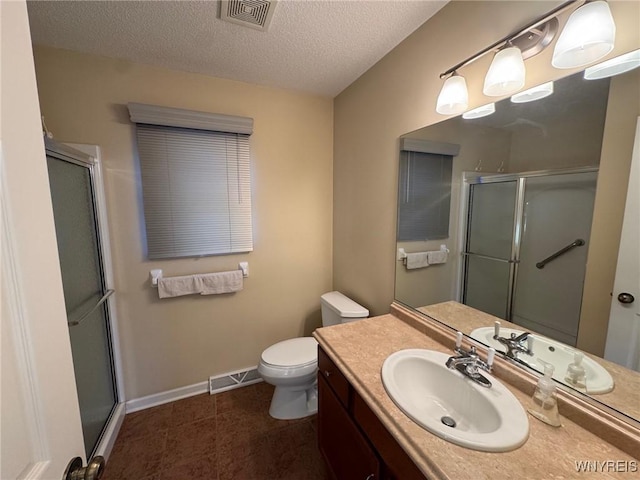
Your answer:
[528,363,561,427]
[564,351,588,393]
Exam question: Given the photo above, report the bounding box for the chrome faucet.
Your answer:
[492,321,534,361]
[446,332,495,388]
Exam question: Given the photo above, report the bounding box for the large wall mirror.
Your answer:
[395,53,640,425]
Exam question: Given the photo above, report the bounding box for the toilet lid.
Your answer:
[261,337,318,367]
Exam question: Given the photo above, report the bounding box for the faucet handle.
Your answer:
[494,321,500,338]
[455,331,463,350]
[486,348,495,368]
[527,336,534,353]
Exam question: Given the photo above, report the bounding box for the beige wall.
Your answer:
[33,46,333,399]
[334,1,640,319]
[579,69,640,355]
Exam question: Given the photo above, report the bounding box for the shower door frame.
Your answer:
[458,166,599,322]
[45,139,126,460]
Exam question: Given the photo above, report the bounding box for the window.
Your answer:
[129,103,253,259]
[397,139,458,241]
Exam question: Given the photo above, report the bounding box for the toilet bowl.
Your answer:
[258,291,368,419]
[258,337,319,419]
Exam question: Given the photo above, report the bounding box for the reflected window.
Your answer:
[397,151,452,241]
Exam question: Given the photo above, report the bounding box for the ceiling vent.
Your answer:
[220,0,277,32]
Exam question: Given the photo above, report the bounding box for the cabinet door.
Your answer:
[318,375,380,480]
[353,390,426,480]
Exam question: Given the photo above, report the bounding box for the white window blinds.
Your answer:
[132,106,253,259]
[397,150,453,241]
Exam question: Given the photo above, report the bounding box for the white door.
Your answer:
[1,1,87,478]
[604,118,640,371]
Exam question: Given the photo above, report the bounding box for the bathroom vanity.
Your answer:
[318,346,425,480]
[314,303,639,480]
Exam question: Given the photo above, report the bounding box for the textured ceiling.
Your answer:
[27,0,447,97]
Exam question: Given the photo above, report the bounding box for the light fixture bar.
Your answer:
[439,0,582,79]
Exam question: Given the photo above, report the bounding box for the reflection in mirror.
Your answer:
[463,169,598,347]
[395,64,640,424]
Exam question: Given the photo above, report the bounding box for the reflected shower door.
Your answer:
[463,180,518,318]
[511,172,597,346]
[47,155,117,456]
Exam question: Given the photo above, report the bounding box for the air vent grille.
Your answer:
[220,0,276,32]
[209,367,262,395]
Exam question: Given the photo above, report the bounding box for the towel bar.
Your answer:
[150,262,249,288]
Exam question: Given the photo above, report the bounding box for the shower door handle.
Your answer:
[68,290,115,327]
[535,238,585,269]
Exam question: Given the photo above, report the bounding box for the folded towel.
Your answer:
[427,250,448,265]
[158,274,200,298]
[406,252,430,270]
[198,270,243,295]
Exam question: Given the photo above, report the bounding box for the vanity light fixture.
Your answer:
[436,73,469,115]
[511,81,554,103]
[483,46,526,96]
[462,103,496,120]
[436,0,617,115]
[584,48,640,80]
[552,0,616,69]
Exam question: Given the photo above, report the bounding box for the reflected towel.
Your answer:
[406,252,430,269]
[158,275,200,298]
[198,270,243,295]
[427,250,448,264]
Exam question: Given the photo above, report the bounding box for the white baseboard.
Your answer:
[124,373,266,413]
[125,381,209,413]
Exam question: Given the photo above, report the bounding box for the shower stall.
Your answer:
[46,141,123,458]
[461,168,598,347]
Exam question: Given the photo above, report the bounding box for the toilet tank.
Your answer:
[320,291,369,327]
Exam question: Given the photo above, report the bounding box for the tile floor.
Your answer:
[102,382,329,480]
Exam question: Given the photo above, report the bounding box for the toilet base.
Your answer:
[268,382,318,420]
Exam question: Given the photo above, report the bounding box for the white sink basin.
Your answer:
[469,327,614,394]
[381,349,529,452]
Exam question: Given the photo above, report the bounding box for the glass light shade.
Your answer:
[552,0,616,69]
[436,75,469,115]
[462,103,496,119]
[483,47,526,97]
[511,81,554,103]
[584,49,640,80]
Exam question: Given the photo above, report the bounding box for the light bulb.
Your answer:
[584,49,640,80]
[511,82,554,103]
[436,74,469,115]
[483,46,526,97]
[552,0,616,69]
[462,103,496,119]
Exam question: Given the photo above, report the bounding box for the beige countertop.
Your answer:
[314,313,638,480]
[418,301,640,421]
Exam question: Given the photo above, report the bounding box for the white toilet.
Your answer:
[258,291,369,419]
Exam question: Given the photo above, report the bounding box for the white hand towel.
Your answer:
[158,275,200,298]
[198,270,243,295]
[427,250,448,264]
[406,252,430,269]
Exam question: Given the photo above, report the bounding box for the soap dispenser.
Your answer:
[564,351,588,393]
[528,363,561,427]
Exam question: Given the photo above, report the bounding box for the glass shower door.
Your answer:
[463,180,518,319]
[511,171,597,346]
[47,153,117,456]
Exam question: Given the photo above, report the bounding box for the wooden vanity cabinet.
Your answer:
[317,346,426,480]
